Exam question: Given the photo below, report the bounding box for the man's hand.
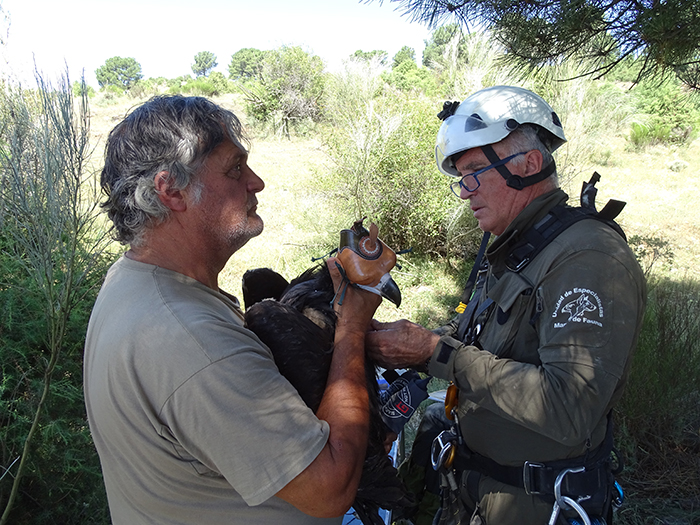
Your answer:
[365,319,440,370]
[276,257,381,517]
[327,257,382,329]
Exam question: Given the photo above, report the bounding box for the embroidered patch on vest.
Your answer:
[551,287,604,328]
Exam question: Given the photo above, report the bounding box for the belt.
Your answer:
[451,414,614,501]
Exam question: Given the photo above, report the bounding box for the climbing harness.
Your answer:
[430,173,628,524]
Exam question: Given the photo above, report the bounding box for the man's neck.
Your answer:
[126,232,225,291]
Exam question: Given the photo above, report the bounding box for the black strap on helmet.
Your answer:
[481,144,556,190]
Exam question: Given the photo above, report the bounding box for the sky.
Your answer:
[1,0,434,87]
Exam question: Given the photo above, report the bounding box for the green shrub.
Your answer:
[628,78,700,147]
[240,46,326,138]
[71,80,95,98]
[322,63,468,256]
[101,83,124,100]
[0,74,115,524]
[128,77,169,98]
[382,61,439,95]
[178,77,220,97]
[0,243,111,524]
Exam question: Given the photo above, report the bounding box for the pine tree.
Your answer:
[368,0,700,89]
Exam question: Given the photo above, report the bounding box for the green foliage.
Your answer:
[71,80,95,98]
[173,72,232,97]
[0,74,115,524]
[374,0,700,91]
[628,234,675,276]
[95,56,143,90]
[128,77,169,99]
[208,71,231,94]
[522,66,635,183]
[628,77,700,147]
[322,62,461,255]
[0,244,111,524]
[432,31,512,99]
[392,46,416,68]
[103,84,125,99]
[228,48,267,79]
[422,24,467,70]
[351,49,389,66]
[192,51,218,77]
[241,45,326,137]
[382,61,439,95]
[617,276,700,510]
[603,55,643,84]
[166,74,193,91]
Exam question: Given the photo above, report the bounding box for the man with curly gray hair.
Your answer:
[84,95,381,524]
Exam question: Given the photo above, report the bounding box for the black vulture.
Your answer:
[242,220,414,525]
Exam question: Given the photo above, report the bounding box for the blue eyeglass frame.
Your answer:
[450,151,527,197]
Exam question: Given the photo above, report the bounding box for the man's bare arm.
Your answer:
[276,259,381,517]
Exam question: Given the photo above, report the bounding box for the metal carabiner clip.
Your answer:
[549,466,593,525]
[431,430,457,471]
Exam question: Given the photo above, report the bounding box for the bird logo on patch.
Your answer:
[562,294,597,321]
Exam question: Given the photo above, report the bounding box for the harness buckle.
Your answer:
[523,461,546,495]
[506,256,531,273]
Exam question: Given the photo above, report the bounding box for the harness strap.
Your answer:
[451,412,615,502]
[505,204,627,273]
[455,232,491,314]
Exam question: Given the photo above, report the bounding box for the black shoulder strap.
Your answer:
[505,173,627,273]
[455,232,491,313]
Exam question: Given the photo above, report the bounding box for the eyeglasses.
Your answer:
[450,151,527,197]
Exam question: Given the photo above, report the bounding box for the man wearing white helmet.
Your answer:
[367,86,646,525]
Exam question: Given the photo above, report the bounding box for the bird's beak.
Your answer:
[376,273,401,307]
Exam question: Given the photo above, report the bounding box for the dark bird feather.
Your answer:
[243,266,414,525]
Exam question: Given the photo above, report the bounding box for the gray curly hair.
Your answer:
[100,95,248,246]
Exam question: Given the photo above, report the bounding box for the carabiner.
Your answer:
[431,430,457,471]
[553,466,593,525]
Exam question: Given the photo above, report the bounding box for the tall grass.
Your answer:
[616,276,700,525]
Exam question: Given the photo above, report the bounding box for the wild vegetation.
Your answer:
[1,24,700,525]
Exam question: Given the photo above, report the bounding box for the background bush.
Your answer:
[240,46,326,138]
[0,245,111,524]
[628,77,700,148]
[0,74,115,525]
[321,60,469,256]
[616,275,700,523]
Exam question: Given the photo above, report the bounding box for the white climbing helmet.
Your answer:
[435,85,567,177]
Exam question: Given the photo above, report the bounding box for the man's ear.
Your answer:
[523,149,544,176]
[154,171,187,212]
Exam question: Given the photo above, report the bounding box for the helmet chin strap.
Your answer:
[480,144,556,191]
